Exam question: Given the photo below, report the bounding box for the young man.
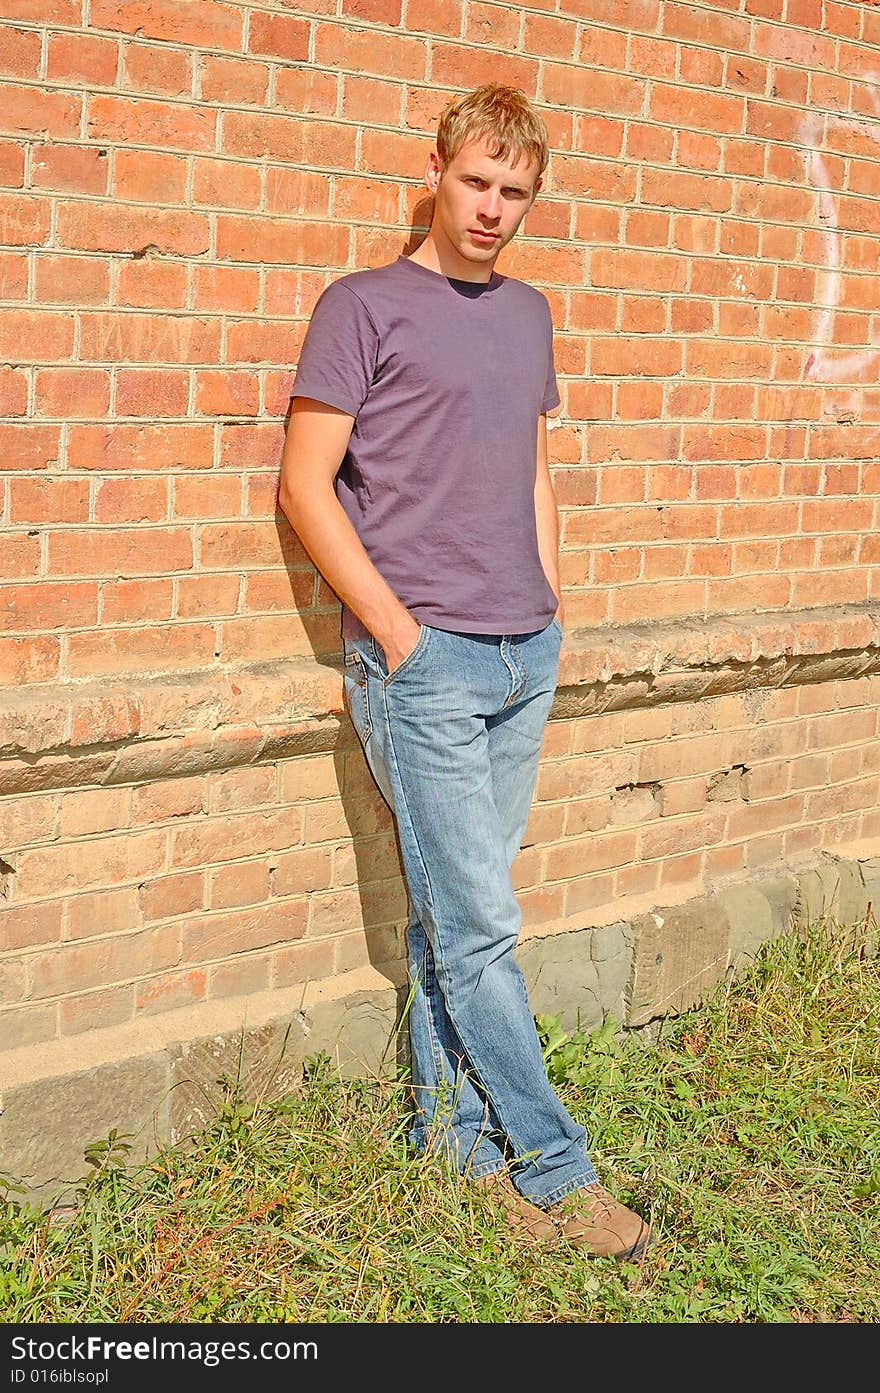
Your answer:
[279,84,650,1260]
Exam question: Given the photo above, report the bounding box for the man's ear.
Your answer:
[530,176,543,205]
[426,149,442,194]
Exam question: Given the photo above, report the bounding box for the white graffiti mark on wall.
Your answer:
[798,89,880,385]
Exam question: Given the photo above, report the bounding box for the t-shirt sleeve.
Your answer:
[540,300,561,414]
[290,280,379,418]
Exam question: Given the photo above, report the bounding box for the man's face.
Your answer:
[426,136,542,267]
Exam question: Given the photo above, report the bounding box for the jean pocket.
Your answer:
[342,650,372,743]
[381,623,432,687]
[550,615,563,637]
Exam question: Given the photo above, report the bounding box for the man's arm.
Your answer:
[278,397,421,667]
[533,412,564,626]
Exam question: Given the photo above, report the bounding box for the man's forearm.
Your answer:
[534,468,562,612]
[280,485,412,646]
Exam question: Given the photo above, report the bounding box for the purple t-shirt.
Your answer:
[290,253,561,641]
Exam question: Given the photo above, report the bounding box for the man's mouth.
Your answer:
[469,229,499,243]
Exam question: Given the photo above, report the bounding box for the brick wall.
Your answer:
[2,2,880,1082]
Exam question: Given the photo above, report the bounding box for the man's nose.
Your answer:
[477,190,502,221]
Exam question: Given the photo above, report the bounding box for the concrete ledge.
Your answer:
[2,602,879,794]
[3,850,877,1205]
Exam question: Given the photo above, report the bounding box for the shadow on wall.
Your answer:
[265,203,434,1075]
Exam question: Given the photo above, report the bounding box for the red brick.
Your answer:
[67,624,216,677]
[0,365,27,415]
[0,635,59,684]
[0,189,49,246]
[192,157,261,210]
[122,40,192,96]
[1,580,98,631]
[345,74,404,124]
[87,93,215,151]
[139,871,204,922]
[209,955,272,1000]
[113,148,187,203]
[314,23,426,82]
[66,885,139,939]
[30,924,178,998]
[217,421,297,470]
[48,526,192,577]
[273,937,336,987]
[131,778,204,825]
[194,370,260,417]
[208,859,271,910]
[46,31,118,85]
[68,423,213,472]
[0,423,62,470]
[179,900,307,965]
[248,11,310,60]
[193,265,259,313]
[93,476,168,523]
[9,479,86,526]
[115,258,188,309]
[89,0,242,50]
[57,202,209,257]
[1,534,40,580]
[16,831,166,899]
[265,166,330,217]
[274,65,339,116]
[101,577,173,623]
[115,369,189,417]
[135,968,206,1016]
[343,0,402,19]
[199,54,269,106]
[0,27,41,80]
[79,313,220,363]
[0,139,25,187]
[0,83,81,138]
[171,474,242,519]
[171,808,302,869]
[175,573,240,616]
[217,214,348,266]
[2,1,81,19]
[0,901,63,951]
[35,368,110,419]
[0,310,75,361]
[222,110,356,167]
[34,253,110,304]
[0,1003,57,1050]
[225,319,298,364]
[0,796,58,846]
[209,766,276,814]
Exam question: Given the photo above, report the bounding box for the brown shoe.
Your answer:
[553,1181,651,1260]
[471,1170,558,1245]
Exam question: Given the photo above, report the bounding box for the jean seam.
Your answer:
[379,681,535,1166]
[417,937,447,1100]
[343,657,372,744]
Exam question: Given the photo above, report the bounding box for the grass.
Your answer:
[1,912,878,1323]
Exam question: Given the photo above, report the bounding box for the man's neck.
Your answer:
[406,233,495,284]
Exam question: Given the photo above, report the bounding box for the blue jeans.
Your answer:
[341,616,598,1209]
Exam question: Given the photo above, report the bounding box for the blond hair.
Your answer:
[435,84,549,181]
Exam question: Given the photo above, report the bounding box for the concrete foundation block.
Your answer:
[627,897,730,1027]
[716,882,780,970]
[0,1056,170,1206]
[168,1018,308,1142]
[518,932,605,1033]
[795,858,869,930]
[299,988,401,1077]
